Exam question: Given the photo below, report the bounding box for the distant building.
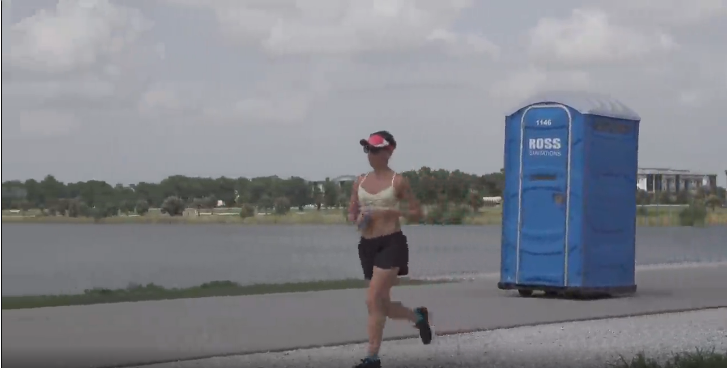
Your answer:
[637,168,717,193]
[308,175,358,192]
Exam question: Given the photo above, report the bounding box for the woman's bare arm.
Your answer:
[395,175,423,222]
[347,176,363,222]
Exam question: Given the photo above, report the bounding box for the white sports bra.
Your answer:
[358,173,400,211]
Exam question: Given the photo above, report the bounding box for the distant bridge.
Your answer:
[331,175,358,182]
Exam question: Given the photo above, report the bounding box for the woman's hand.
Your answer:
[356,210,372,230]
[347,212,358,223]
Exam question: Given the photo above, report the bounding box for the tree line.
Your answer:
[3,169,724,222]
[1,168,506,220]
[636,188,725,208]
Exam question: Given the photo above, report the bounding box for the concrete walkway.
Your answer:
[3,263,727,368]
[136,308,727,368]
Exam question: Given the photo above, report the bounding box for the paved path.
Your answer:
[137,308,727,368]
[3,263,727,368]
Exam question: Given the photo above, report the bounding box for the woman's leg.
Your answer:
[365,266,399,358]
[383,277,417,322]
[383,279,433,341]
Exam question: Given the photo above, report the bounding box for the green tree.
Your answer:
[135,200,150,215]
[468,191,485,212]
[339,180,354,201]
[312,184,323,211]
[280,176,311,211]
[705,195,722,212]
[444,170,469,204]
[715,186,726,200]
[257,194,274,214]
[2,168,511,218]
[678,201,708,227]
[337,193,348,209]
[23,179,43,207]
[657,191,672,205]
[273,197,291,215]
[39,175,66,202]
[675,191,689,205]
[118,200,136,215]
[67,199,87,218]
[161,196,185,216]
[239,204,255,219]
[322,178,339,208]
[636,189,650,205]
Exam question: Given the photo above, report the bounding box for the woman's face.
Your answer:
[366,147,391,168]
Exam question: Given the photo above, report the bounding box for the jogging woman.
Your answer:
[348,131,432,368]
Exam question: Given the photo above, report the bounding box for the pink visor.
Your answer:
[359,134,393,150]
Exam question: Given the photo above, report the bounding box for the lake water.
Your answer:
[2,223,726,296]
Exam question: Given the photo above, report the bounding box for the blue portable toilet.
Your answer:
[498,91,640,298]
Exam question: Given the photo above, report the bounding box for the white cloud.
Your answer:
[489,67,591,107]
[138,81,315,123]
[141,58,348,123]
[138,86,182,114]
[528,8,677,66]
[2,1,726,183]
[427,29,500,58]
[2,75,116,100]
[203,97,312,124]
[609,0,727,26]
[142,0,499,124]
[3,0,153,73]
[677,90,703,107]
[17,110,81,136]
[164,0,496,58]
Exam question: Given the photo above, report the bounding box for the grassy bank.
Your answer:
[3,206,726,226]
[618,349,726,368]
[1,278,446,310]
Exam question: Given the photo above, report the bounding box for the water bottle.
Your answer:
[358,208,372,230]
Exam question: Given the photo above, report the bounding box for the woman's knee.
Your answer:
[366,267,396,313]
[366,290,390,314]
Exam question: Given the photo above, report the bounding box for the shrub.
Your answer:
[444,205,469,225]
[705,195,722,211]
[468,192,485,212]
[119,200,135,215]
[424,204,447,225]
[239,204,255,219]
[135,200,150,215]
[160,196,185,216]
[422,204,469,225]
[257,195,274,213]
[273,197,291,215]
[91,206,107,221]
[342,204,351,220]
[67,199,87,218]
[678,202,707,227]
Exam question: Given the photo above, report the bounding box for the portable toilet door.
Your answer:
[515,103,573,288]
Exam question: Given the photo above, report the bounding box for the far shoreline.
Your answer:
[3,207,726,227]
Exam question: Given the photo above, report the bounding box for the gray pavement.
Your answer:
[138,308,727,368]
[3,262,727,368]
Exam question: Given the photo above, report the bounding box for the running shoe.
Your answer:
[353,357,381,368]
[414,306,433,345]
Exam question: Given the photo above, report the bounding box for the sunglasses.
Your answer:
[363,146,386,154]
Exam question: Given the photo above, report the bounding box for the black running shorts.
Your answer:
[358,231,409,280]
